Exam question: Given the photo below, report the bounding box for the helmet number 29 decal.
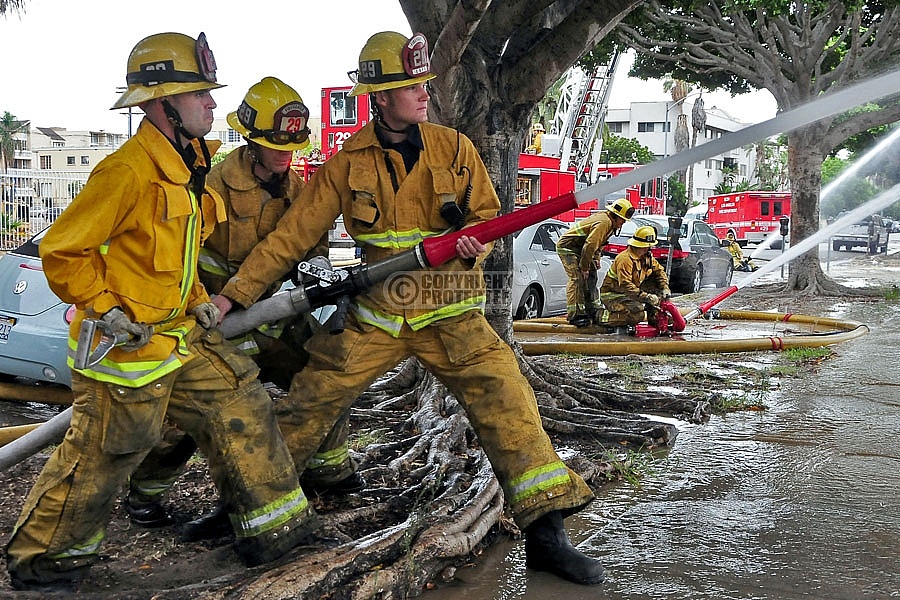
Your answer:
[403,33,431,77]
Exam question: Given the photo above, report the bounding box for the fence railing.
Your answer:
[0,169,90,250]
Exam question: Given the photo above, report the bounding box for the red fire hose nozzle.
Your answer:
[683,285,739,322]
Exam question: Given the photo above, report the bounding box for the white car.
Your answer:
[511,219,570,319]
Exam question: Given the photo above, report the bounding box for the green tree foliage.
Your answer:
[615,0,900,294]
[602,129,655,164]
[666,175,687,215]
[0,111,27,171]
[820,155,880,219]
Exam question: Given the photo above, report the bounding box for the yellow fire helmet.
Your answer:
[227,77,311,151]
[533,123,545,132]
[606,197,635,221]
[628,225,659,248]
[112,32,224,110]
[349,31,436,97]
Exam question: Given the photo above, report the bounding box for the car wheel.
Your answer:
[832,240,841,252]
[688,267,702,293]
[722,263,734,287]
[515,286,543,320]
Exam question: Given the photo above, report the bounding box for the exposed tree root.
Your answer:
[164,348,712,598]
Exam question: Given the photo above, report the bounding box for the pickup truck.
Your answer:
[832,214,889,254]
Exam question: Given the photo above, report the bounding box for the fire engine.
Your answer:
[294,76,664,222]
[291,85,370,182]
[705,190,791,245]
[516,57,665,222]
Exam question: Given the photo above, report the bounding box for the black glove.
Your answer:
[101,307,152,352]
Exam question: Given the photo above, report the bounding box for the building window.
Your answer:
[67,156,76,165]
[637,122,655,133]
[52,140,65,148]
[329,90,357,126]
[227,128,242,144]
[40,155,52,169]
[81,156,90,166]
[607,122,623,133]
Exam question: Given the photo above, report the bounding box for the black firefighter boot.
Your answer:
[524,510,605,585]
[179,502,232,542]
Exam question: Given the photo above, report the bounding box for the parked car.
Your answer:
[511,219,570,319]
[0,227,73,387]
[831,213,889,254]
[601,215,734,293]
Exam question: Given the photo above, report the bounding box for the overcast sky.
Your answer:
[1,0,777,134]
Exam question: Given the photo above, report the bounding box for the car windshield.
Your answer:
[621,217,687,240]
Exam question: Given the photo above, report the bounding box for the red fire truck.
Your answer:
[516,153,664,223]
[705,190,791,245]
[293,85,371,182]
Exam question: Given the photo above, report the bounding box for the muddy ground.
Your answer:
[0,252,895,599]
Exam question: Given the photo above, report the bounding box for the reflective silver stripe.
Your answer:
[49,530,105,558]
[355,227,443,249]
[231,487,309,538]
[507,461,571,504]
[198,247,231,276]
[306,445,350,469]
[352,303,403,337]
[406,295,485,330]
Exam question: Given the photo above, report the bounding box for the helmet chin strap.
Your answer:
[371,99,413,135]
[161,99,212,199]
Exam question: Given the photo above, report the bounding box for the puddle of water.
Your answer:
[428,300,900,600]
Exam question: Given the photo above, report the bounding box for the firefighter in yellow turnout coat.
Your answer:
[5,34,314,589]
[125,78,360,538]
[556,198,633,326]
[599,225,672,328]
[211,31,604,586]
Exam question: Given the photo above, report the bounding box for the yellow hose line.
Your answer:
[514,310,869,356]
[0,423,42,447]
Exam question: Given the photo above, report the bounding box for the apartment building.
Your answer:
[606,100,758,206]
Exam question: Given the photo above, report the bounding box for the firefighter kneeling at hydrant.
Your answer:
[597,225,672,334]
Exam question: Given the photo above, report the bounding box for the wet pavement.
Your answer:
[428,292,900,599]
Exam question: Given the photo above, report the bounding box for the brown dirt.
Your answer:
[0,253,895,599]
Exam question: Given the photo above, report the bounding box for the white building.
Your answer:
[606,99,757,207]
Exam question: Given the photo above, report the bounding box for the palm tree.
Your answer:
[0,1,28,17]
[0,111,27,170]
[0,111,29,216]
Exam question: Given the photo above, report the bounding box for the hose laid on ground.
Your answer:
[0,406,71,471]
[514,310,868,356]
[0,310,868,469]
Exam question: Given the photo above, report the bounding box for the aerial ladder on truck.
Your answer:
[551,52,620,187]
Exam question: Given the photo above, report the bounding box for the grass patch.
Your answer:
[710,392,767,412]
[781,346,832,362]
[349,428,391,451]
[594,448,656,486]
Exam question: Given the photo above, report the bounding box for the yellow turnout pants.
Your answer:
[6,328,312,582]
[277,310,594,528]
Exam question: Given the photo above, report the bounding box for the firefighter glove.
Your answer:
[644,293,661,308]
[661,287,672,300]
[191,302,221,329]
[102,307,153,352]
